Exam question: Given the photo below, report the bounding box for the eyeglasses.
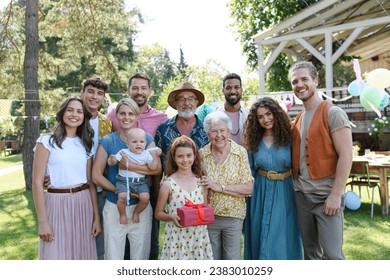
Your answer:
[175,97,198,103]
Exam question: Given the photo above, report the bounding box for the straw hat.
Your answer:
[167,82,205,109]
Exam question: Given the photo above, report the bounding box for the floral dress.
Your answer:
[160,178,213,260]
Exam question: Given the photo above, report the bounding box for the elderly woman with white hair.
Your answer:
[199,111,254,260]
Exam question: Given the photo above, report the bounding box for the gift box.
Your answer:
[177,199,214,227]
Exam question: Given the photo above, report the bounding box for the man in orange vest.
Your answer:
[289,60,352,260]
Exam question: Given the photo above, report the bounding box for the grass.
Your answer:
[0,169,38,260]
[0,154,389,260]
[0,153,23,169]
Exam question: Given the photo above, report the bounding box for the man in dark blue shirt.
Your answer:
[155,82,209,173]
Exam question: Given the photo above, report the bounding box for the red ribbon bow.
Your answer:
[184,199,205,225]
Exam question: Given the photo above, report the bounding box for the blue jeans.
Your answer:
[96,191,105,260]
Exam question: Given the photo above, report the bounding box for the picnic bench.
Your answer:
[0,139,21,156]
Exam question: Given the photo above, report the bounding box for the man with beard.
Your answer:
[155,82,209,173]
[217,73,248,145]
[289,60,352,260]
[107,73,167,260]
[107,73,168,136]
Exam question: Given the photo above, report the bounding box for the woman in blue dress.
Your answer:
[243,97,302,260]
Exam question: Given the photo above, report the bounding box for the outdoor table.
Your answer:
[353,155,390,216]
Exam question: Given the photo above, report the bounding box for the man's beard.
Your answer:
[177,110,195,119]
[225,96,240,106]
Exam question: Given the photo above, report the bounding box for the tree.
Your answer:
[0,2,25,101]
[154,60,228,112]
[38,0,141,93]
[134,43,176,107]
[0,0,145,188]
[177,46,188,78]
[229,0,319,91]
[23,0,40,190]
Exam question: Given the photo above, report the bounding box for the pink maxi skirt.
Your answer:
[39,187,97,260]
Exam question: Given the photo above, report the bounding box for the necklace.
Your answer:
[211,143,230,160]
[231,127,239,136]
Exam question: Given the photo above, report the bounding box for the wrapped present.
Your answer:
[177,199,214,227]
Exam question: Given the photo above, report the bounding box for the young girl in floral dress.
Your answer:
[155,135,213,260]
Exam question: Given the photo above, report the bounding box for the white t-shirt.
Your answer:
[115,149,153,178]
[36,134,90,188]
[89,116,99,157]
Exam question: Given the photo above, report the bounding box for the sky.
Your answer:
[127,0,249,74]
[0,0,249,74]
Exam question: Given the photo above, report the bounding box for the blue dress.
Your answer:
[244,141,302,260]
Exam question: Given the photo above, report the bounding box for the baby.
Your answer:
[108,128,161,224]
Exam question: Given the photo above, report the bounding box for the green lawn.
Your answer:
[0,154,389,260]
[0,153,23,169]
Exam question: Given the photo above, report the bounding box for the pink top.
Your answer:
[107,105,168,137]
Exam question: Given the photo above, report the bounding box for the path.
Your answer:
[0,164,23,176]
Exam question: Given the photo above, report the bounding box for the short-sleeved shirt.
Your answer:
[115,149,153,178]
[35,134,90,188]
[200,140,254,220]
[294,105,351,194]
[99,131,153,205]
[155,115,209,171]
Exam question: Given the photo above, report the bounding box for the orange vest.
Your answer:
[292,101,338,180]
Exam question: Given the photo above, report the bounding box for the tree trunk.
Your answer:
[23,0,40,191]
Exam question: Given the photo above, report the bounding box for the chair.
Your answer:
[361,152,390,193]
[346,161,379,219]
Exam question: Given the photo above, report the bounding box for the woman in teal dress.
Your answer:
[243,97,302,260]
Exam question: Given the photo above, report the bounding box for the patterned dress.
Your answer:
[160,178,213,260]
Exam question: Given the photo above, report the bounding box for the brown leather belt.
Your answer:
[47,183,89,193]
[257,169,292,180]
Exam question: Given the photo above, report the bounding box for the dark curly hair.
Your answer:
[165,135,204,178]
[50,96,94,153]
[82,76,108,92]
[244,97,292,152]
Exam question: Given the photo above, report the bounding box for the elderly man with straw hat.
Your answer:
[155,82,209,173]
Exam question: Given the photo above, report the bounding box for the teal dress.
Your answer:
[244,141,302,260]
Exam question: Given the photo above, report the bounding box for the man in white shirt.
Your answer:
[80,77,112,260]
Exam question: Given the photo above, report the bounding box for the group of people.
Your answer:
[31,60,352,260]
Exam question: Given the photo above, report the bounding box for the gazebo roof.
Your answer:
[252,0,390,96]
[253,0,390,60]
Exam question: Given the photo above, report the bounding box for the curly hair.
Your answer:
[50,97,93,153]
[82,76,108,92]
[165,135,204,178]
[244,97,292,152]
